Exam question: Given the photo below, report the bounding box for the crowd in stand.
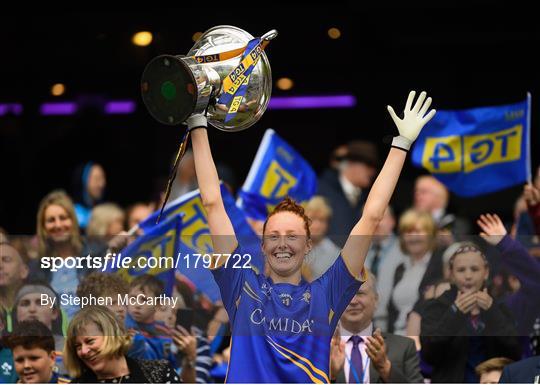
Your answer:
[1,139,539,383]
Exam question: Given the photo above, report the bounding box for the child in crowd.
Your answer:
[155,281,214,383]
[125,274,175,363]
[4,320,70,383]
[420,242,522,382]
[11,281,68,378]
[126,274,208,380]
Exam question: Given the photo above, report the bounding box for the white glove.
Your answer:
[387,91,436,151]
[186,114,208,131]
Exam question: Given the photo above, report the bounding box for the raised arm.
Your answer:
[188,116,238,259]
[341,91,436,277]
[478,213,540,293]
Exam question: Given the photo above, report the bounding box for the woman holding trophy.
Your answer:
[141,25,435,382]
[186,90,435,382]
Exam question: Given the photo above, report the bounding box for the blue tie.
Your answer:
[349,335,363,383]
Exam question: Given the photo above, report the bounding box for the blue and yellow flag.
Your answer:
[112,214,182,296]
[139,184,262,302]
[237,129,318,220]
[411,95,531,197]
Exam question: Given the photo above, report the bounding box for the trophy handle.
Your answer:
[262,29,278,41]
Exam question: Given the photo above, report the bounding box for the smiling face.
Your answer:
[450,251,489,293]
[12,346,55,384]
[74,322,108,376]
[341,275,378,333]
[262,211,311,279]
[43,204,73,243]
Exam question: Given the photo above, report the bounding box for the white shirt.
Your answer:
[339,174,362,207]
[340,323,372,383]
[391,251,432,335]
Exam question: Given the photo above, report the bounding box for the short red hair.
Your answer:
[262,197,311,239]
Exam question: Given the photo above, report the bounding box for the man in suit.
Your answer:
[330,272,423,383]
[318,141,379,246]
[499,355,540,383]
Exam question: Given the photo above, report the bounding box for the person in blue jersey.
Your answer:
[188,91,436,383]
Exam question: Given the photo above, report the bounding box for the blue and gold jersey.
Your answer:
[211,249,363,383]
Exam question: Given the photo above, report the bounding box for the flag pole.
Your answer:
[127,224,139,237]
[526,92,532,184]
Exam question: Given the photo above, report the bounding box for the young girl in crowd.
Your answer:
[420,240,522,382]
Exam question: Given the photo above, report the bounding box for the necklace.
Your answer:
[100,374,130,384]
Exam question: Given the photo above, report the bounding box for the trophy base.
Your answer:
[141,55,197,126]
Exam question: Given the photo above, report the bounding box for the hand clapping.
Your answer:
[366,328,391,381]
[455,288,493,314]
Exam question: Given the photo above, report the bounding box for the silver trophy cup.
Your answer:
[141,25,277,131]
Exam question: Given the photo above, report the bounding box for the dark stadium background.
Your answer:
[1,4,538,234]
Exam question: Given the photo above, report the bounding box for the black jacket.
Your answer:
[71,356,180,383]
[420,286,522,383]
